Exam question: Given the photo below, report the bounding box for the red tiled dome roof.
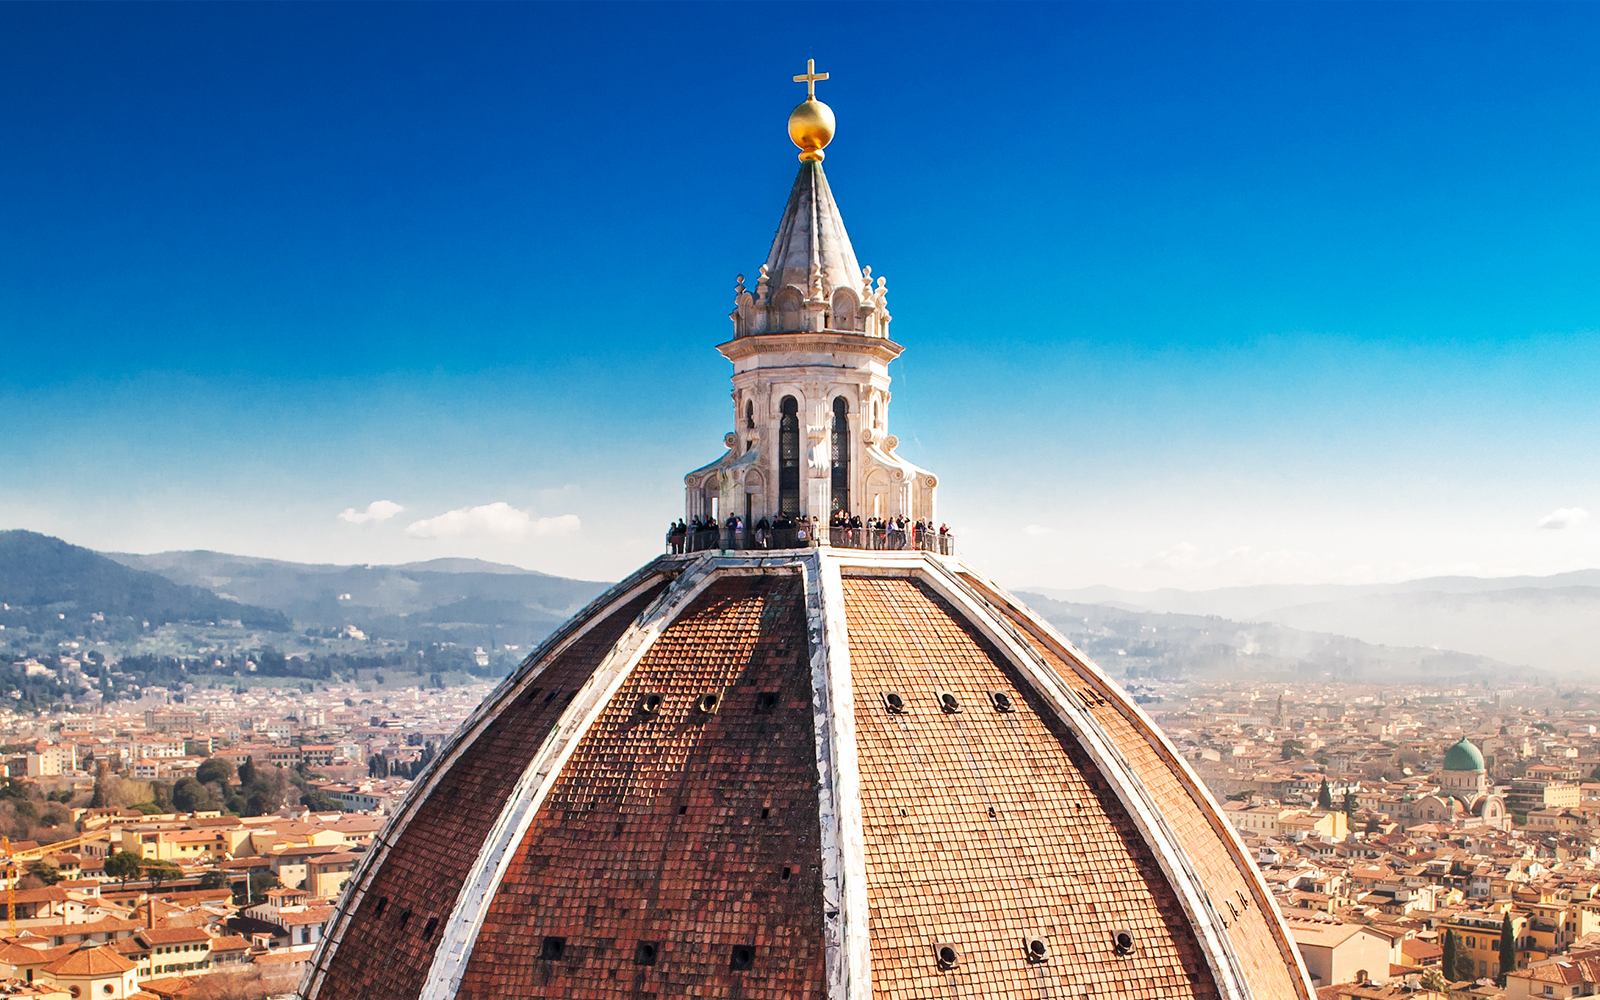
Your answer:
[303,553,1313,1000]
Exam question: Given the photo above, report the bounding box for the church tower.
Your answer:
[302,65,1315,1000]
[684,62,937,527]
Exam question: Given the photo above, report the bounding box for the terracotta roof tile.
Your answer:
[459,574,825,998]
[314,580,668,1000]
[843,575,1219,999]
[41,944,137,976]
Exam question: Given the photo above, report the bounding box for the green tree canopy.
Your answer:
[26,860,59,886]
[231,871,279,906]
[198,870,229,890]
[141,859,182,887]
[1499,913,1515,985]
[171,777,214,813]
[196,757,235,786]
[103,850,142,886]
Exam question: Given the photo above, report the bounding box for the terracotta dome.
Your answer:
[301,75,1315,1000]
[301,556,1313,1000]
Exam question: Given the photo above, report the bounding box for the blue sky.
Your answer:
[3,2,1598,590]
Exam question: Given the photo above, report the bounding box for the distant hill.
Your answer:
[1026,570,1600,676]
[0,530,291,634]
[106,548,611,647]
[1014,590,1513,686]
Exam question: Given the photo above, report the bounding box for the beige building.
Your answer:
[39,945,141,999]
[119,825,253,861]
[1290,923,1396,987]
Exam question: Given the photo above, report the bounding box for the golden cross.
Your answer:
[793,58,828,100]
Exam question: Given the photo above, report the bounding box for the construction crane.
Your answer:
[2,837,14,936]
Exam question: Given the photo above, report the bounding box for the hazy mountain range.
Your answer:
[105,548,610,647]
[1,528,1589,686]
[1029,572,1600,675]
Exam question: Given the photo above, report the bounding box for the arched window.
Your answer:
[745,399,755,429]
[831,396,850,514]
[779,396,800,515]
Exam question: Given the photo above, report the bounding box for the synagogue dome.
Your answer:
[1443,737,1486,772]
[300,64,1315,1000]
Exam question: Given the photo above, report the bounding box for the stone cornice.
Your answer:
[717,332,904,365]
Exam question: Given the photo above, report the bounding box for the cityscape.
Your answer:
[2,658,1599,997]
[5,5,1599,1000]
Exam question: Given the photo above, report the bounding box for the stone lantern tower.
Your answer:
[683,62,937,528]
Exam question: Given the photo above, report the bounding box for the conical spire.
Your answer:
[727,61,890,339]
[731,160,889,338]
[763,160,862,308]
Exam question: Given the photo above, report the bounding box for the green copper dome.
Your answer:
[1442,737,1485,772]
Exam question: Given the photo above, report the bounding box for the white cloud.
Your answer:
[338,500,404,525]
[1022,524,1053,537]
[1143,542,1201,571]
[1536,507,1590,531]
[405,502,581,541]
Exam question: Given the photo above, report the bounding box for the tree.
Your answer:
[1280,739,1305,760]
[231,872,279,906]
[103,850,142,888]
[1449,928,1475,981]
[142,859,182,888]
[1317,779,1333,811]
[299,786,343,813]
[368,754,388,778]
[1442,930,1458,982]
[1499,913,1515,985]
[172,777,214,813]
[237,757,257,788]
[1343,791,1357,817]
[196,757,235,786]
[198,870,229,890]
[245,789,278,818]
[25,860,59,886]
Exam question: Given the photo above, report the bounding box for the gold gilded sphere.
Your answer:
[788,98,835,161]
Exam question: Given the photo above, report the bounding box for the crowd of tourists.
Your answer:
[827,509,951,549]
[665,511,952,554]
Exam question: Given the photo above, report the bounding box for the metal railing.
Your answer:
[666,526,954,556]
[829,527,955,554]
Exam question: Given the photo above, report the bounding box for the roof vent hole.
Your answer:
[678,805,687,815]
[756,692,778,713]
[422,917,438,941]
[881,691,906,714]
[935,942,960,969]
[374,897,388,918]
[541,936,566,961]
[781,866,792,882]
[634,941,658,966]
[990,691,1014,713]
[698,692,721,714]
[1113,929,1135,956]
[1025,936,1049,961]
[761,808,770,819]
[543,688,562,704]
[398,909,412,931]
[729,945,754,971]
[640,693,663,715]
[937,690,961,713]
